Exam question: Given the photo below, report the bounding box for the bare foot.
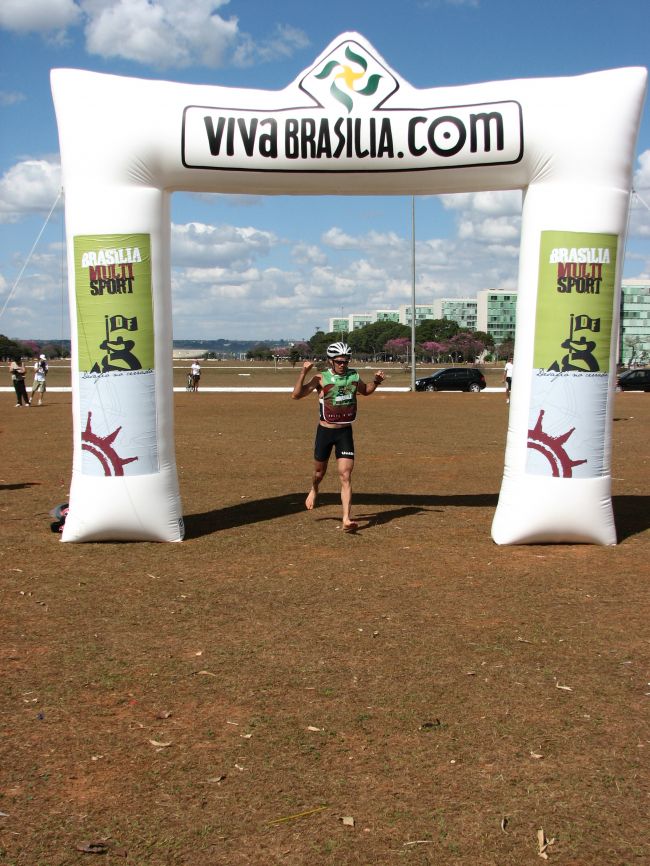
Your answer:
[305,488,318,510]
[342,520,359,533]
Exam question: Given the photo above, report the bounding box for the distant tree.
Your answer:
[41,342,61,359]
[43,341,70,358]
[624,336,641,366]
[0,334,24,360]
[494,339,515,361]
[471,330,494,349]
[247,344,273,361]
[309,330,341,357]
[291,342,311,364]
[415,318,460,343]
[347,321,409,358]
[19,339,41,357]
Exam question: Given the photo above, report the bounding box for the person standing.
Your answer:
[10,358,30,406]
[292,342,384,532]
[31,354,48,405]
[190,359,201,392]
[503,356,514,403]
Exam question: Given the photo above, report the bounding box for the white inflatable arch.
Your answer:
[51,33,647,543]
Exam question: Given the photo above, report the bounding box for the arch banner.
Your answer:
[50,33,647,543]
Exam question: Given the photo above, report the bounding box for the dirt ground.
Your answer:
[1,383,649,865]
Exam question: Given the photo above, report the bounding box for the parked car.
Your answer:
[616,368,650,391]
[414,367,486,392]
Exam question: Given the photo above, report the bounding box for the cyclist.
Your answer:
[292,342,385,532]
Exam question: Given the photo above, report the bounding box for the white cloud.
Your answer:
[440,190,522,216]
[347,258,388,284]
[292,265,357,301]
[231,23,310,67]
[458,215,520,243]
[322,226,404,250]
[0,244,69,338]
[634,149,650,191]
[415,238,452,267]
[631,149,650,239]
[84,0,239,68]
[0,0,309,70]
[0,158,62,224]
[0,0,81,32]
[172,221,278,267]
[0,90,26,107]
[320,227,359,250]
[440,190,522,256]
[292,242,328,266]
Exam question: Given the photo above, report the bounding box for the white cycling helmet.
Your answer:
[326,342,352,359]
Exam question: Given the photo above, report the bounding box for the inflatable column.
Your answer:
[59,185,182,541]
[491,73,646,544]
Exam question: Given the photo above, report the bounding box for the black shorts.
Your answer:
[314,424,355,462]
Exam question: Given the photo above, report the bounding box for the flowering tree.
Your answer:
[420,341,447,363]
[293,341,311,358]
[494,338,515,361]
[447,333,485,363]
[20,339,41,357]
[383,337,411,362]
[288,342,311,365]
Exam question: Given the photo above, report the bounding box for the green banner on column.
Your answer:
[527,230,619,480]
[74,234,154,373]
[533,230,617,373]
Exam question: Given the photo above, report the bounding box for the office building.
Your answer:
[476,289,517,345]
[620,279,650,365]
[432,298,478,331]
[398,303,436,325]
[328,312,375,333]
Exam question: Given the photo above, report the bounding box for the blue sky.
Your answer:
[0,0,648,341]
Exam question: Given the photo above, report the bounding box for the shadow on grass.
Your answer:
[313,504,446,534]
[613,495,650,541]
[0,482,41,491]
[184,491,499,539]
[185,492,650,541]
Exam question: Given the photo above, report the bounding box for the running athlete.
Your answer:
[292,342,385,532]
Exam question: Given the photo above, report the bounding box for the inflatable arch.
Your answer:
[51,33,647,544]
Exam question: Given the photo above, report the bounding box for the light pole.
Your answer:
[410,195,416,392]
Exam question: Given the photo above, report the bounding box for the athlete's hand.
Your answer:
[302,361,314,374]
[374,370,385,383]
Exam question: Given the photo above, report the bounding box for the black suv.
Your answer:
[617,368,650,391]
[414,367,486,392]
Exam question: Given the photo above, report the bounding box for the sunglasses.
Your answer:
[332,358,350,364]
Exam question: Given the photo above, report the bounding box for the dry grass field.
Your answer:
[1,377,648,865]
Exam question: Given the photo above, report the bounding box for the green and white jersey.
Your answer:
[319,367,360,424]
